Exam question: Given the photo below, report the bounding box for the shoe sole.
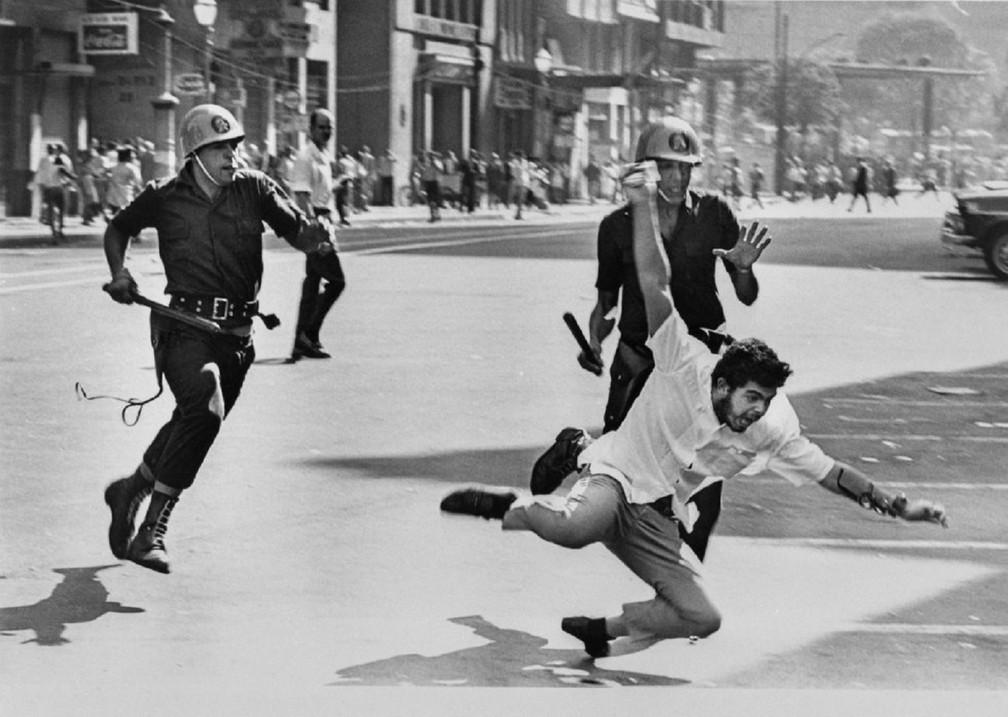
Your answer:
[530,428,584,495]
[128,553,170,574]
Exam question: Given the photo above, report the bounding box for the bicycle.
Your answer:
[42,186,65,244]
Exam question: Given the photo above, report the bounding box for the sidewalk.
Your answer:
[0,200,613,249]
[0,191,951,249]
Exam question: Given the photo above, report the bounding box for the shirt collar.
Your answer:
[680,189,698,217]
[695,360,721,436]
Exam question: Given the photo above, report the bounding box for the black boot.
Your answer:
[104,468,153,559]
[128,490,178,574]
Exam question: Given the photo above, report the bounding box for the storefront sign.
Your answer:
[412,15,478,42]
[79,12,138,55]
[493,76,531,110]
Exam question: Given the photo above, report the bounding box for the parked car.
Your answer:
[940,180,1008,279]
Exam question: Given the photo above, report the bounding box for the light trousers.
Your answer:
[502,474,722,644]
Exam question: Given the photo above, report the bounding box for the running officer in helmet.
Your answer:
[528,116,767,561]
[101,104,329,573]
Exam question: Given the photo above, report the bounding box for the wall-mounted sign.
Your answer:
[410,15,477,42]
[174,73,208,96]
[79,12,138,55]
[230,16,315,60]
[493,76,532,110]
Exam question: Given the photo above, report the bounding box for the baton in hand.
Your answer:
[563,311,603,376]
[103,283,223,334]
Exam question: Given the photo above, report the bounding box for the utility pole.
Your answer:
[774,2,788,196]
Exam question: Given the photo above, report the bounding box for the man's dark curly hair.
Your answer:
[711,338,792,390]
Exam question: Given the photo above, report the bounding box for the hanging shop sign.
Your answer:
[79,12,138,56]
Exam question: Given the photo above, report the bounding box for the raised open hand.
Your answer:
[712,222,771,271]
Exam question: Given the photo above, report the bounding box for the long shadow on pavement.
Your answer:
[329,614,687,687]
[0,565,144,646]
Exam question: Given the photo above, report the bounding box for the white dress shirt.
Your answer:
[290,142,334,211]
[580,305,834,530]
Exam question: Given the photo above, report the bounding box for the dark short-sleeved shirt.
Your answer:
[112,164,305,302]
[595,190,741,347]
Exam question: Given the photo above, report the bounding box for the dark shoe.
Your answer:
[104,472,153,559]
[127,494,177,574]
[128,523,170,574]
[530,427,589,495]
[292,332,331,359]
[561,616,610,658]
[439,488,516,520]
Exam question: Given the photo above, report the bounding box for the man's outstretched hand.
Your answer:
[713,222,772,271]
[900,499,949,528]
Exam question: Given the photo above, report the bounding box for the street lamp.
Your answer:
[193,0,217,103]
[150,4,179,178]
[534,47,553,76]
[533,48,552,157]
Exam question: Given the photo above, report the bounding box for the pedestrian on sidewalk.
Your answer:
[289,108,346,361]
[335,146,357,226]
[376,148,396,206]
[105,146,143,216]
[584,157,602,204]
[440,167,949,659]
[508,150,528,220]
[101,104,324,574]
[77,148,107,226]
[847,156,872,213]
[525,116,762,562]
[881,159,899,205]
[420,150,443,222]
[748,161,765,209]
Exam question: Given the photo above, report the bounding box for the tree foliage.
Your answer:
[742,58,844,133]
[848,11,995,131]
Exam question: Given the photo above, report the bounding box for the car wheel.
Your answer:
[983,232,1008,280]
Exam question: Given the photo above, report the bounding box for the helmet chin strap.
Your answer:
[192,153,221,187]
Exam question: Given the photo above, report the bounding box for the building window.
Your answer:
[416,0,481,26]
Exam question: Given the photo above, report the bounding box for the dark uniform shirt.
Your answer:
[596,190,741,347]
[111,164,306,303]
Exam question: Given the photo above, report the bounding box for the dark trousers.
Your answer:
[336,184,351,223]
[603,339,724,562]
[295,250,346,344]
[379,176,394,205]
[142,316,255,492]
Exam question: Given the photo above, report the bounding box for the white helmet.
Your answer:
[178,104,244,157]
[634,116,702,165]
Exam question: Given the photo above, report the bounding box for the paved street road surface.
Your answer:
[1,199,1006,716]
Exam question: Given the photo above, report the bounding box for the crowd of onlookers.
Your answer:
[30,137,155,239]
[35,131,1008,238]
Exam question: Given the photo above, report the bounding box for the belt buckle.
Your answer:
[211,297,229,321]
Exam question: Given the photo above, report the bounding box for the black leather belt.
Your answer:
[170,293,258,322]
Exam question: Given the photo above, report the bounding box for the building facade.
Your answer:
[1,0,93,216]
